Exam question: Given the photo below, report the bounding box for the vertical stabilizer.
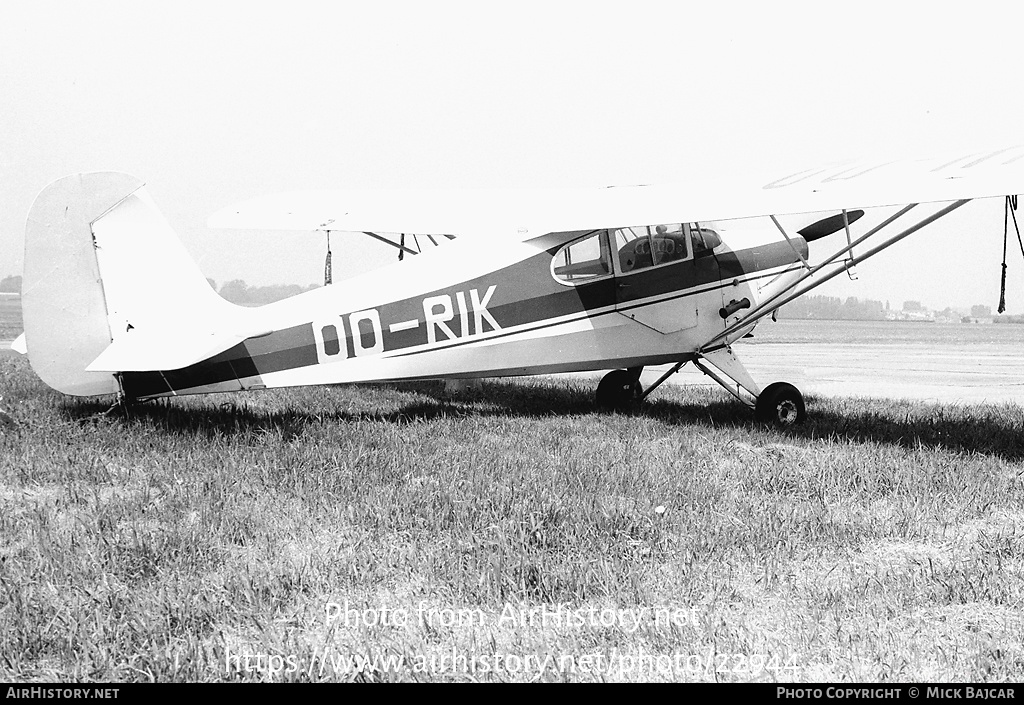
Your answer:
[22,173,233,396]
[23,173,143,396]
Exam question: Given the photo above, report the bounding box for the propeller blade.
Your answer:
[798,210,865,241]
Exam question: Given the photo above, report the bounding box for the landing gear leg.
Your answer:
[596,366,643,411]
[107,374,137,418]
[695,347,805,427]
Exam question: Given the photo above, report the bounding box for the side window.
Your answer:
[690,224,722,256]
[552,230,613,285]
[614,223,691,273]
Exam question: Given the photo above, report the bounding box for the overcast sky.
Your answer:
[2,1,1024,311]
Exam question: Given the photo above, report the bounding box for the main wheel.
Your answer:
[595,369,643,411]
[755,382,806,427]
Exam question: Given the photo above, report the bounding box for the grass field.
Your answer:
[1,351,1023,682]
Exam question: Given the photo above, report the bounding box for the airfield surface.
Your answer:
[566,319,1024,405]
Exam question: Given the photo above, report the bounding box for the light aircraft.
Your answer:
[11,148,1024,426]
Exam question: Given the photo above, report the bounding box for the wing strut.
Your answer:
[770,215,812,271]
[841,209,858,279]
[355,230,456,262]
[700,199,971,352]
[362,231,419,256]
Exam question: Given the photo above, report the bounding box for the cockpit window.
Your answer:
[690,225,722,255]
[614,223,692,273]
[552,230,613,285]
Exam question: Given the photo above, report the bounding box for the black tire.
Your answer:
[595,370,642,411]
[755,382,806,427]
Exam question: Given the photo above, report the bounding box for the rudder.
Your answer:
[23,173,143,396]
[23,173,232,396]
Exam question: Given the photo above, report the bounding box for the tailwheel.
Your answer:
[596,369,643,411]
[755,382,806,427]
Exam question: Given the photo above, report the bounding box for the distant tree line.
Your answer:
[213,279,320,307]
[777,295,886,321]
[0,275,318,306]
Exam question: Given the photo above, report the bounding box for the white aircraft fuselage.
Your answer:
[119,224,805,399]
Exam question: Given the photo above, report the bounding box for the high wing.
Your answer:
[208,146,1024,237]
[208,188,537,237]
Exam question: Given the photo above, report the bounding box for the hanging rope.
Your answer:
[999,199,1009,313]
[999,196,1022,314]
[324,231,333,286]
[399,233,405,262]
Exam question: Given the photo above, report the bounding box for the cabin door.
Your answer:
[610,223,720,334]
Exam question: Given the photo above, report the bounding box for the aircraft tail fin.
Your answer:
[22,173,240,396]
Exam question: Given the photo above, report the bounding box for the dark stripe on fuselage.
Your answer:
[122,324,319,398]
[390,265,792,358]
[121,239,801,397]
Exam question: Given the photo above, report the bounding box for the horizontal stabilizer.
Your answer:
[86,326,267,373]
[10,333,26,355]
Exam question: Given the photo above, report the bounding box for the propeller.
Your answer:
[797,210,865,242]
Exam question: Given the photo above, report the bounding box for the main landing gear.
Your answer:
[595,348,806,427]
[595,367,643,411]
[754,381,805,427]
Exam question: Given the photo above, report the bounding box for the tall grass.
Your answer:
[1,352,1022,681]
